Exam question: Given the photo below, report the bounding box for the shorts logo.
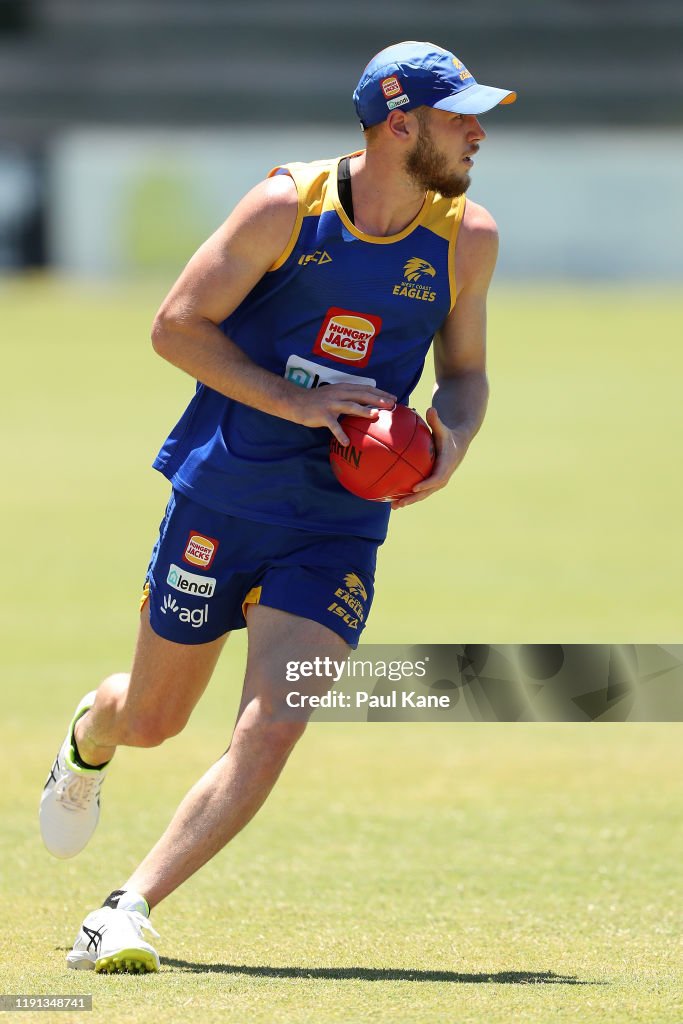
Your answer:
[392,257,438,302]
[167,563,216,598]
[313,308,382,368]
[381,75,403,99]
[183,532,219,570]
[327,571,368,631]
[160,593,209,628]
[285,355,376,390]
[343,572,368,602]
[387,94,410,111]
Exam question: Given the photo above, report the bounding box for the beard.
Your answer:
[404,118,471,198]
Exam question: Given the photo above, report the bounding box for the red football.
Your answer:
[329,404,436,501]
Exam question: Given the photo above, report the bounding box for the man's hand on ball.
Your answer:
[391,407,469,510]
[290,384,396,446]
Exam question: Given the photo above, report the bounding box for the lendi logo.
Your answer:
[167,564,216,599]
[284,355,376,390]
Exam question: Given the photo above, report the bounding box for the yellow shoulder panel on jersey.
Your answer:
[267,157,337,271]
[421,193,465,309]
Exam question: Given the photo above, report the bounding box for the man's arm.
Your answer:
[391,200,498,509]
[151,174,396,446]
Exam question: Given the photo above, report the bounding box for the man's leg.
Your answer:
[40,608,228,861]
[73,609,229,766]
[57,611,232,972]
[123,604,347,908]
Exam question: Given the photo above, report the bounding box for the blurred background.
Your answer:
[1,0,683,279]
[1,1,682,645]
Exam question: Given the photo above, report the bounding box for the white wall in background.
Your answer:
[49,127,683,280]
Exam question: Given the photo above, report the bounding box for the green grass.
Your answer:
[1,278,681,1022]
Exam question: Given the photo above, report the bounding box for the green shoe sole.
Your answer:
[95,949,159,974]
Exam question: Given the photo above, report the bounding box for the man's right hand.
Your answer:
[288,384,397,446]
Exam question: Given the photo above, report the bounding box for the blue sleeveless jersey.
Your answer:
[153,153,465,541]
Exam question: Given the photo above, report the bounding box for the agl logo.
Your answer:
[160,594,209,628]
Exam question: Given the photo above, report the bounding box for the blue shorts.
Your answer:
[141,490,378,647]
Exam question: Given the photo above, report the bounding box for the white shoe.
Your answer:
[67,907,160,973]
[40,691,109,859]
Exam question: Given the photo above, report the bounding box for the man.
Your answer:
[40,41,515,973]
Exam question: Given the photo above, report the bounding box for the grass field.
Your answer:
[1,278,682,1022]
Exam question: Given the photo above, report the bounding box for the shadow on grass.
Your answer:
[161,960,603,985]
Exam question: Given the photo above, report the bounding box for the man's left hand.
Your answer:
[390,407,469,510]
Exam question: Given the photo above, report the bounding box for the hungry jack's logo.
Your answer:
[183,532,219,570]
[313,308,382,368]
[381,75,403,99]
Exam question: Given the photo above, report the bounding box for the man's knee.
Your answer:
[120,700,193,747]
[97,673,191,747]
[236,695,308,758]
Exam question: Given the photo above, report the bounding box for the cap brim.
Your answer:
[433,83,517,115]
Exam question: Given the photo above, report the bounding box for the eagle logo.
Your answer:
[403,257,437,282]
[343,573,368,602]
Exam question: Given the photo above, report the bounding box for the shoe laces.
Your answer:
[121,910,160,940]
[56,772,103,811]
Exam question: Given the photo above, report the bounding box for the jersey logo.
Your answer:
[285,355,376,390]
[298,250,333,266]
[313,308,382,368]
[403,257,436,282]
[183,532,219,570]
[393,258,438,302]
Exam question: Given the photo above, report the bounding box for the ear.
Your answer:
[386,109,419,142]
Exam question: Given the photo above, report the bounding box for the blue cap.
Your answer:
[353,41,516,129]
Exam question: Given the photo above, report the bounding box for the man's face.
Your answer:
[404,108,486,198]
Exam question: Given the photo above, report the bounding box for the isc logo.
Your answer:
[298,250,332,266]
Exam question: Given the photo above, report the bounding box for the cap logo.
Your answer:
[380,75,403,99]
[459,70,472,81]
[387,94,410,111]
[452,57,464,69]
